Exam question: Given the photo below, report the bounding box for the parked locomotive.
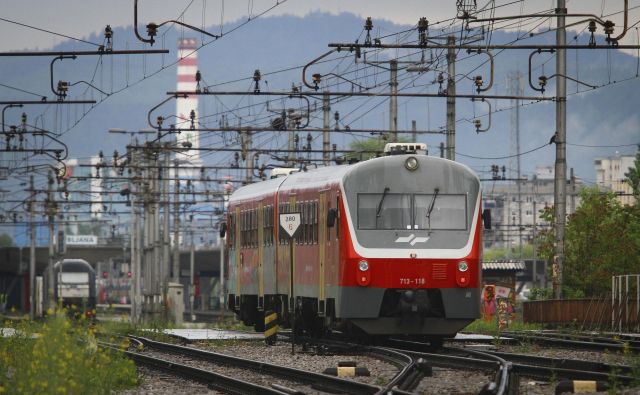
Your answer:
[224,146,486,341]
[48,259,97,316]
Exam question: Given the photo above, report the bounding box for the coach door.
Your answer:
[234,206,241,309]
[318,192,327,316]
[257,202,265,310]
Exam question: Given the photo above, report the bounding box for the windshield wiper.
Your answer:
[425,188,439,231]
[376,187,390,217]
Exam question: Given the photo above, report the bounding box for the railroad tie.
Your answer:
[264,310,278,345]
[323,361,370,377]
[555,380,608,394]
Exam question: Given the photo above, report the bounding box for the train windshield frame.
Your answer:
[357,193,467,230]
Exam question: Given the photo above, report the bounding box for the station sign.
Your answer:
[66,235,98,246]
[279,213,301,239]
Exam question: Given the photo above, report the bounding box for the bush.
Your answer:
[0,310,137,394]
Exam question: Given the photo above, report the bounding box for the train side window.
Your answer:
[263,207,267,246]
[264,206,271,246]
[252,209,257,248]
[278,203,286,245]
[232,213,236,249]
[297,202,303,245]
[313,201,318,244]
[240,211,244,248]
[269,205,274,245]
[307,201,312,244]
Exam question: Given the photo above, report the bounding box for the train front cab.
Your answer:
[335,155,485,338]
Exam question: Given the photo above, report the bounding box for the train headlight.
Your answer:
[358,260,369,272]
[404,156,419,171]
[458,261,469,272]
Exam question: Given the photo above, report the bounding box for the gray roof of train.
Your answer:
[228,156,478,203]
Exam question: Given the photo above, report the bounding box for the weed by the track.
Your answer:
[0,308,137,394]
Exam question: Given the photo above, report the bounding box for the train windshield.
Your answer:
[357,193,467,230]
[414,194,467,230]
[358,193,411,229]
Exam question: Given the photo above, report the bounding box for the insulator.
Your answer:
[146,23,158,39]
[474,119,481,129]
[57,81,69,95]
[195,70,201,82]
[306,133,312,143]
[105,25,113,39]
[21,113,27,125]
[603,20,615,36]
[588,20,597,33]
[474,75,483,90]
[334,111,340,121]
[418,17,428,32]
[538,76,547,87]
[156,116,163,128]
[312,73,322,91]
[437,72,444,85]
[364,17,373,31]
[253,69,261,93]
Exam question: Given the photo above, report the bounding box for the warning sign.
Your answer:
[279,213,301,238]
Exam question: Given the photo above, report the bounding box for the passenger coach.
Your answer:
[224,144,487,341]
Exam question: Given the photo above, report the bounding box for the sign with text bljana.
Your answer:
[279,213,301,238]
[65,235,98,246]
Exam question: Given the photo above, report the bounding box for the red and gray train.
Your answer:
[224,149,485,341]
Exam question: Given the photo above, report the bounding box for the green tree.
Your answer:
[624,145,640,200]
[0,233,13,247]
[537,188,640,297]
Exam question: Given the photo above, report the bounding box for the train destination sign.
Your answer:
[66,235,98,245]
[279,213,301,238]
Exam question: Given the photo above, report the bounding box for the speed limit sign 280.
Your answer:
[279,213,301,239]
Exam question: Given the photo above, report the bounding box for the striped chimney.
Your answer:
[176,38,199,161]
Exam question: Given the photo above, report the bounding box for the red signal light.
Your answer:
[103,271,108,278]
[127,271,132,278]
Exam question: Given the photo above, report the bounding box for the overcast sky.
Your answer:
[1,0,638,52]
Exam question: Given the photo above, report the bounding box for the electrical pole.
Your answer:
[46,171,55,310]
[29,175,35,319]
[553,0,567,299]
[173,160,180,283]
[189,226,195,321]
[163,148,171,304]
[411,120,417,143]
[509,72,524,257]
[322,92,330,166]
[242,130,253,183]
[532,199,538,287]
[446,36,456,161]
[389,59,398,143]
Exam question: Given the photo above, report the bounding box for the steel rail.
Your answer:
[130,336,381,395]
[275,333,420,395]
[480,350,634,377]
[498,331,640,353]
[122,348,288,395]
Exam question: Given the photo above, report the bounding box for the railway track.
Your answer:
[387,338,638,392]
[497,330,640,354]
[101,331,639,394]
[127,335,387,394]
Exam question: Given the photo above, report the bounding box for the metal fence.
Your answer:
[523,295,639,332]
